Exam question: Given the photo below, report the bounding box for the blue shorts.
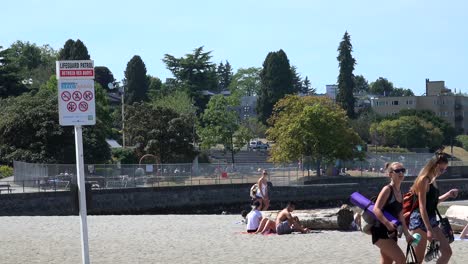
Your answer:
[408,210,439,231]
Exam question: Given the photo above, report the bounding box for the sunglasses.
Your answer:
[392,168,406,174]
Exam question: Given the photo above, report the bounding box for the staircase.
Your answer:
[209,150,271,164]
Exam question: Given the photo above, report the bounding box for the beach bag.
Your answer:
[403,191,419,226]
[436,208,454,244]
[424,241,441,262]
[250,184,258,199]
[405,243,418,264]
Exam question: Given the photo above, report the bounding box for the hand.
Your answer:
[427,229,437,241]
[405,233,414,244]
[386,222,397,232]
[449,189,459,198]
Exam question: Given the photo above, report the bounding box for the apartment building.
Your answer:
[371,79,468,133]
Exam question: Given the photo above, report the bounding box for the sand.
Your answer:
[0,214,467,264]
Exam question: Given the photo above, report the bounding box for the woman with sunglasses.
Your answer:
[372,162,413,264]
[408,152,459,264]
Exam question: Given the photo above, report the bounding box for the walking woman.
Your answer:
[408,152,458,263]
[256,169,270,210]
[372,162,414,264]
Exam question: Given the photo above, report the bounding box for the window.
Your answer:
[392,100,399,105]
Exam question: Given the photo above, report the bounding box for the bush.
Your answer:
[0,165,13,178]
[368,145,410,153]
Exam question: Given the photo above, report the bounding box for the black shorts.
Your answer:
[247,229,257,233]
[371,225,397,244]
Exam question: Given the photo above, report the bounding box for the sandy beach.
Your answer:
[0,214,466,264]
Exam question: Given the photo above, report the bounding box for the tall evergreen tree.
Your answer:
[223,61,233,89]
[302,76,316,95]
[0,46,28,98]
[94,66,115,91]
[290,66,303,93]
[216,62,225,92]
[257,49,294,124]
[124,55,149,104]
[58,39,90,60]
[336,31,356,119]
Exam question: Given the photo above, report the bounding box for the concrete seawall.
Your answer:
[1,177,468,216]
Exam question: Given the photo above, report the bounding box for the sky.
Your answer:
[2,0,467,95]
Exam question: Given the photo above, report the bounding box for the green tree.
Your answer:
[216,60,233,92]
[58,39,90,60]
[370,116,443,149]
[257,49,294,124]
[354,75,369,94]
[456,135,468,151]
[124,55,149,104]
[370,77,393,96]
[291,66,303,93]
[0,46,28,98]
[267,95,363,176]
[198,95,250,163]
[151,90,196,117]
[94,66,115,91]
[228,67,262,97]
[162,46,218,111]
[0,90,110,164]
[124,102,196,163]
[302,76,315,95]
[336,31,356,119]
[242,117,267,139]
[391,87,414,96]
[147,76,164,99]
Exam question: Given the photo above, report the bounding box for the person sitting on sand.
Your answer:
[255,218,276,234]
[275,201,309,235]
[246,201,263,233]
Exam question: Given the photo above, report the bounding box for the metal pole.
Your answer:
[121,90,125,148]
[74,126,90,264]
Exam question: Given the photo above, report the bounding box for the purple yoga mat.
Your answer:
[350,192,401,226]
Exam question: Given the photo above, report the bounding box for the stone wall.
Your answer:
[1,178,468,216]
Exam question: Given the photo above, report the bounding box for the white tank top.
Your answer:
[256,183,267,198]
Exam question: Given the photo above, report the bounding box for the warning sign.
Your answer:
[58,79,96,126]
[56,60,94,79]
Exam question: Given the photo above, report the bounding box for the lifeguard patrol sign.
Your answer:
[56,60,96,126]
[56,60,93,264]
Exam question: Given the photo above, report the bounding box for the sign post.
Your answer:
[57,60,95,264]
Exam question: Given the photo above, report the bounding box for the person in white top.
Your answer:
[246,201,263,233]
[256,169,270,210]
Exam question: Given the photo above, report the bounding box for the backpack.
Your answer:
[402,191,419,226]
[361,185,393,235]
[250,184,258,199]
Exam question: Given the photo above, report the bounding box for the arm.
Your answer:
[373,186,395,231]
[438,188,459,203]
[398,209,414,243]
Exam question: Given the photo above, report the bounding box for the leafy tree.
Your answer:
[124,55,149,104]
[391,87,414,96]
[228,67,261,97]
[0,90,110,164]
[147,76,164,99]
[124,102,196,163]
[336,31,356,119]
[94,66,115,91]
[0,46,28,98]
[151,90,196,117]
[370,116,443,150]
[257,49,294,124]
[349,110,378,143]
[198,95,250,163]
[354,75,369,94]
[370,77,393,96]
[267,95,363,176]
[395,109,455,145]
[456,135,468,151]
[162,46,217,111]
[242,117,267,139]
[58,39,90,60]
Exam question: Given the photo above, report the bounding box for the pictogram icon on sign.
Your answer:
[67,102,77,112]
[79,101,88,112]
[72,91,82,101]
[61,91,71,102]
[83,91,93,101]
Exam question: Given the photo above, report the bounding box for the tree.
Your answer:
[0,90,110,164]
[257,49,294,124]
[0,46,28,98]
[124,55,149,104]
[370,116,443,150]
[162,46,218,111]
[301,76,315,95]
[94,66,115,91]
[391,87,414,96]
[267,95,363,176]
[124,102,196,163]
[228,67,262,97]
[151,90,196,117]
[216,60,233,92]
[198,95,250,163]
[242,117,267,139]
[336,31,356,119]
[58,39,90,60]
[291,66,303,93]
[369,77,394,96]
[354,75,369,94]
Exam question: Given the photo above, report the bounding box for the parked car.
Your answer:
[249,140,269,150]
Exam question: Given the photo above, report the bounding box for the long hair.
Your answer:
[410,152,449,193]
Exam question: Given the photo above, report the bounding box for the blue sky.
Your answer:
[2,0,467,95]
